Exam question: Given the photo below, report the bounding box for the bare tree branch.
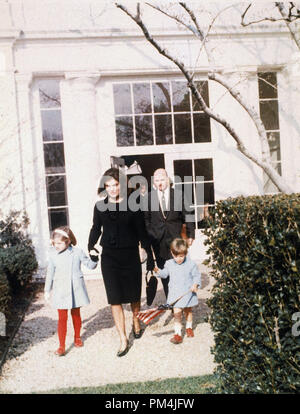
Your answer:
[276,2,300,49]
[241,2,300,27]
[145,1,211,76]
[179,2,205,40]
[175,4,278,179]
[145,2,195,34]
[241,3,283,26]
[115,2,293,193]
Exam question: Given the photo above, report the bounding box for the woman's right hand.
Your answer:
[89,248,99,262]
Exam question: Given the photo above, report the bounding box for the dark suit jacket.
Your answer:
[143,187,195,260]
[88,197,155,270]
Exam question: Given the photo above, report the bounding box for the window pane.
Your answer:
[46,176,67,207]
[194,159,213,181]
[195,182,205,205]
[49,208,68,231]
[267,131,281,162]
[44,143,65,174]
[135,115,153,146]
[197,205,211,229]
[133,83,151,114]
[115,116,134,146]
[41,110,63,141]
[113,84,132,115]
[183,183,194,205]
[172,81,190,112]
[174,114,192,144]
[174,183,194,205]
[173,159,193,181]
[195,182,215,205]
[38,79,61,108]
[155,114,172,145]
[260,100,279,130]
[204,182,215,205]
[258,72,277,99]
[193,113,211,143]
[192,81,209,110]
[153,82,171,113]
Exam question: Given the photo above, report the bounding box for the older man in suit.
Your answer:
[144,168,195,299]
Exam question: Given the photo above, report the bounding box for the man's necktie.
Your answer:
[161,191,167,214]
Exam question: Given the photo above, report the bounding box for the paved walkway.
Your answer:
[0,264,215,394]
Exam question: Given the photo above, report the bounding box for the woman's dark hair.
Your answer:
[98,167,128,198]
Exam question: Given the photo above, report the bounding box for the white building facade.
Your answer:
[0,1,299,270]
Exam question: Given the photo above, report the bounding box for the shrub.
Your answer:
[0,273,10,315]
[0,210,38,293]
[204,193,300,393]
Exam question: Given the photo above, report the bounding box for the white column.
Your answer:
[61,72,101,252]
[0,40,25,213]
[282,52,300,192]
[14,73,47,266]
[14,73,33,210]
[15,73,49,266]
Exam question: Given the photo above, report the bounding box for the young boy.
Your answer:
[155,238,201,344]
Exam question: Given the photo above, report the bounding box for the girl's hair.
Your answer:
[97,167,128,198]
[51,226,77,246]
[170,238,188,256]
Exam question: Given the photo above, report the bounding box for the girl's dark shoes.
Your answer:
[55,347,65,356]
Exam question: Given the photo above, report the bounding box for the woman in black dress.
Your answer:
[88,168,154,356]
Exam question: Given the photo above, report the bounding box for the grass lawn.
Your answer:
[33,374,218,394]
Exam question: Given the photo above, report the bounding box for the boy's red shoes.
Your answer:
[186,328,194,338]
[55,347,65,356]
[170,334,183,344]
[74,338,83,347]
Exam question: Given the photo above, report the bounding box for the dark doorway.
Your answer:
[121,154,165,190]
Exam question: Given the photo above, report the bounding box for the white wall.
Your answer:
[1,1,299,270]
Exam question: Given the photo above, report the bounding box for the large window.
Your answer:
[38,79,69,231]
[258,72,281,193]
[173,158,214,230]
[113,80,211,147]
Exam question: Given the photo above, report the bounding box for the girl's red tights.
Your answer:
[57,308,81,349]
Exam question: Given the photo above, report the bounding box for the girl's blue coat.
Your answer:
[157,255,201,308]
[44,246,97,309]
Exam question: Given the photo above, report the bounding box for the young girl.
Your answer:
[155,238,201,344]
[44,226,98,356]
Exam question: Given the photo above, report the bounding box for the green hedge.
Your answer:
[0,210,38,293]
[0,273,10,315]
[204,193,300,393]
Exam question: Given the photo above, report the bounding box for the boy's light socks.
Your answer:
[174,322,182,336]
[186,321,193,329]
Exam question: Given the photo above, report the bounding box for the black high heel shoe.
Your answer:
[132,326,143,339]
[117,342,129,357]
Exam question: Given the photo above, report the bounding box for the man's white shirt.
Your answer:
[156,186,170,212]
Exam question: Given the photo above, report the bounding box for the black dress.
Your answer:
[88,197,154,305]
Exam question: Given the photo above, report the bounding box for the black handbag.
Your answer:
[145,271,158,306]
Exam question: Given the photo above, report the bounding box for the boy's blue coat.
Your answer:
[44,246,97,309]
[157,255,201,308]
